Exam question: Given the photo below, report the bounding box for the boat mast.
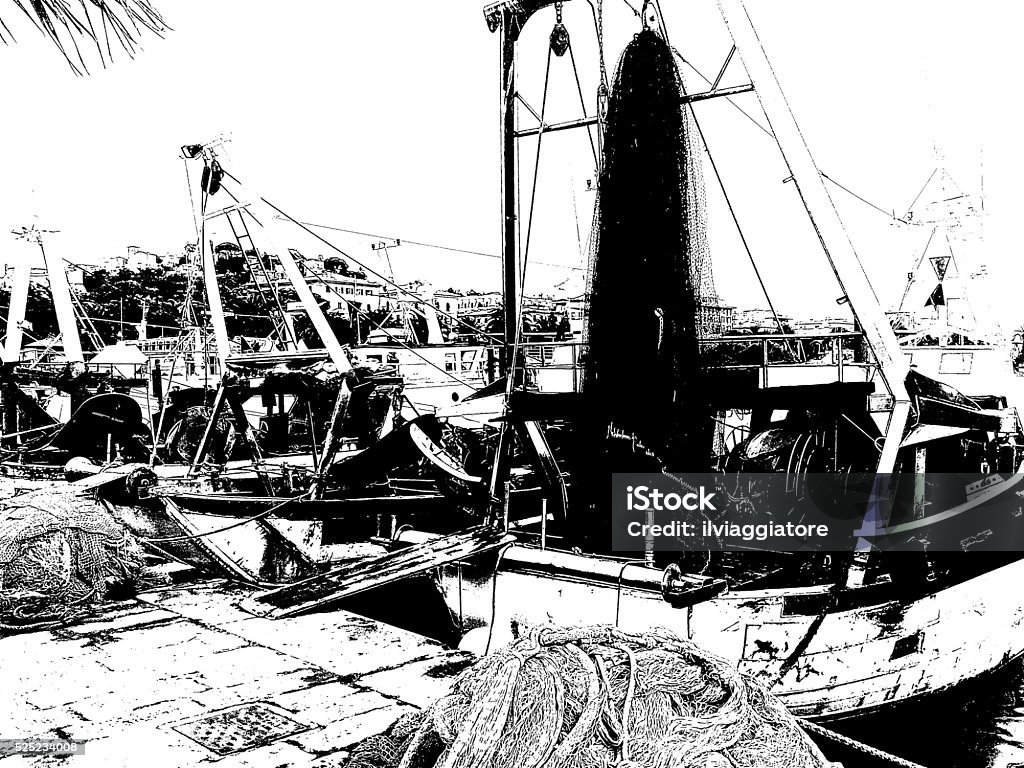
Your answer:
[717,0,915,583]
[494,2,523,375]
[3,262,30,364]
[277,249,353,375]
[35,230,85,364]
[200,234,232,371]
[716,0,910,464]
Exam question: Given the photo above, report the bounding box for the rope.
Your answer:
[495,24,558,425]
[799,718,928,768]
[149,336,186,467]
[483,543,512,655]
[898,227,938,312]
[261,198,507,344]
[820,171,896,220]
[140,491,310,544]
[688,99,785,333]
[614,559,647,626]
[669,42,903,225]
[297,221,583,272]
[0,491,145,627]
[349,625,835,768]
[840,413,884,454]
[519,44,555,295]
[567,40,599,170]
[904,167,938,216]
[0,423,60,441]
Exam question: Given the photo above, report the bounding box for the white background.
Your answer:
[0,1,1019,327]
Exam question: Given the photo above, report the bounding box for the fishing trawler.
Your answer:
[0,227,152,481]
[889,168,1022,409]
[236,0,1024,725]
[95,143,501,584]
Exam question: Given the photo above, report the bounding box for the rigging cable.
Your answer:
[298,261,481,391]
[685,68,784,333]
[293,221,584,272]
[141,491,312,544]
[567,39,599,169]
[520,44,555,293]
[261,198,508,345]
[897,227,937,312]
[904,167,938,216]
[669,38,885,308]
[656,23,906,226]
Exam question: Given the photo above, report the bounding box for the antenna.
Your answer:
[371,239,401,284]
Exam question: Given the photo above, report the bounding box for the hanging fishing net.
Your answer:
[0,491,145,630]
[342,625,831,768]
[580,28,712,473]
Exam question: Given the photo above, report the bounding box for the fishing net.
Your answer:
[343,625,831,768]
[0,491,145,630]
[581,28,712,473]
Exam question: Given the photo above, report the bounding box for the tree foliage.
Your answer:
[0,257,274,348]
[1,0,168,75]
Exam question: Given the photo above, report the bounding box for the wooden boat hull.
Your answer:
[433,545,1024,721]
[416,471,1024,721]
[108,497,319,585]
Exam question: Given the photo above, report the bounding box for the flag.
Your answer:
[930,256,950,281]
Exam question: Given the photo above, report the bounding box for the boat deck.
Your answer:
[3,575,473,767]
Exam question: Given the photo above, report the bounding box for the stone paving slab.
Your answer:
[4,582,467,767]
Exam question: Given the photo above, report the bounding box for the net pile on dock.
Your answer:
[0,491,144,629]
[344,626,832,768]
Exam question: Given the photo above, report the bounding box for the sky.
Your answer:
[1,1,1021,330]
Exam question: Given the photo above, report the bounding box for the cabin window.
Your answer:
[939,352,973,374]
[890,631,923,660]
[460,350,476,372]
[445,353,457,372]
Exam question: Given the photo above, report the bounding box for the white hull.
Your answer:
[435,548,1024,720]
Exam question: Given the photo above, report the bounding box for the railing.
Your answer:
[15,361,151,381]
[514,332,870,392]
[12,332,870,395]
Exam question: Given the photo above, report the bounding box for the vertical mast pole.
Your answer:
[276,248,353,375]
[201,234,231,369]
[499,8,518,375]
[4,263,31,364]
[42,241,84,363]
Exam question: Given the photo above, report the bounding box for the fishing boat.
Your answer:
[238,0,1024,726]
[0,227,152,483]
[889,167,1022,408]
[99,145,487,584]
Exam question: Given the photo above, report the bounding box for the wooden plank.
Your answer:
[240,526,515,619]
